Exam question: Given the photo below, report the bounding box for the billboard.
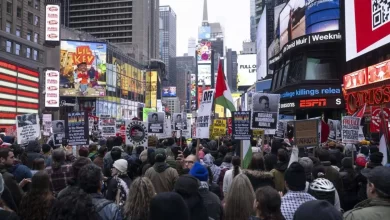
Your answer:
[237,54,257,87]
[45,70,60,107]
[45,5,60,42]
[198,26,211,40]
[345,0,390,61]
[368,58,390,85]
[162,87,177,97]
[279,0,340,50]
[198,64,212,85]
[145,71,157,108]
[60,40,107,97]
[196,41,212,63]
[257,6,267,80]
[343,68,367,90]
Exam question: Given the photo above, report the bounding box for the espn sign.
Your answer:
[300,99,327,108]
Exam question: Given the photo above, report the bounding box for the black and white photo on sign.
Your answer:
[147,112,165,133]
[52,120,65,146]
[16,113,40,145]
[173,113,187,130]
[251,93,280,130]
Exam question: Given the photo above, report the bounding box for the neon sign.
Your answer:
[344,86,390,114]
[300,99,327,108]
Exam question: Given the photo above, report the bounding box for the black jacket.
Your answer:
[105,175,132,202]
[0,210,19,220]
[199,188,222,220]
[0,166,23,207]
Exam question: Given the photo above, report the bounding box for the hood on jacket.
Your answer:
[243,169,274,180]
[153,162,170,173]
[275,161,288,172]
[203,154,215,168]
[321,161,332,167]
[220,162,232,170]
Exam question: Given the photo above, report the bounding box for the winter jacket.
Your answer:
[202,154,221,184]
[199,188,223,220]
[93,156,104,170]
[0,166,24,207]
[270,161,288,192]
[8,163,32,183]
[25,152,45,169]
[321,161,343,195]
[243,169,275,191]
[329,148,343,167]
[1,186,18,212]
[105,174,132,201]
[103,148,130,177]
[340,169,359,211]
[343,198,390,220]
[0,210,19,220]
[144,162,179,193]
[90,193,123,220]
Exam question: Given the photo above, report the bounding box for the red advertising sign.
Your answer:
[370,106,390,133]
[343,68,367,90]
[344,85,390,114]
[368,59,390,84]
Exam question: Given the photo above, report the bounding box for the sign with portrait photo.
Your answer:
[16,114,40,145]
[328,119,341,140]
[251,93,280,130]
[66,112,89,146]
[147,112,165,134]
[196,89,215,138]
[342,116,361,144]
[173,113,187,130]
[125,120,148,147]
[52,120,66,146]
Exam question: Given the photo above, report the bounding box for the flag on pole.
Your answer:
[352,103,366,118]
[215,60,236,113]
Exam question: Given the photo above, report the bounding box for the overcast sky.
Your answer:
[160,0,251,56]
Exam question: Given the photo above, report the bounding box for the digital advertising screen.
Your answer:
[162,87,177,97]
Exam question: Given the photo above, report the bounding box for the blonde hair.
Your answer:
[124,177,156,220]
[224,174,255,220]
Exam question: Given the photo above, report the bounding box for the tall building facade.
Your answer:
[175,56,195,110]
[163,97,180,114]
[250,0,257,42]
[60,0,160,63]
[226,49,238,91]
[159,5,177,86]
[188,37,196,57]
[242,41,256,54]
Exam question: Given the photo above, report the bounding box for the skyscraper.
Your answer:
[159,5,177,86]
[226,49,238,91]
[175,56,195,110]
[250,0,257,42]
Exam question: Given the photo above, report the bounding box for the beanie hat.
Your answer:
[298,157,313,175]
[293,200,342,220]
[189,162,209,182]
[341,157,353,169]
[370,152,384,164]
[284,162,306,191]
[113,159,128,173]
[174,175,199,196]
[355,157,367,168]
[0,173,4,195]
[155,148,167,162]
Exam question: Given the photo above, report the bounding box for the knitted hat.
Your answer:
[298,157,313,175]
[293,200,342,220]
[154,148,167,162]
[113,159,128,173]
[284,162,306,191]
[189,162,209,182]
[370,152,384,164]
[174,175,199,196]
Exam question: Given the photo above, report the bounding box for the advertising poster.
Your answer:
[16,114,40,145]
[125,120,148,147]
[257,5,267,80]
[66,112,89,146]
[342,116,361,144]
[45,70,60,107]
[147,112,165,134]
[294,119,319,148]
[198,26,211,40]
[212,119,227,137]
[45,5,60,42]
[99,115,116,137]
[198,64,212,85]
[145,71,157,108]
[42,114,52,136]
[328,119,341,140]
[237,54,257,87]
[196,89,215,138]
[162,87,177,97]
[343,68,367,90]
[232,111,251,140]
[52,120,65,146]
[196,41,212,63]
[60,40,107,97]
[173,113,187,130]
[368,59,390,85]
[251,93,280,130]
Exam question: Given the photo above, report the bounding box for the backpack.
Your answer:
[114,176,129,208]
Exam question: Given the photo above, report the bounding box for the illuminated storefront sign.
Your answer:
[300,99,327,108]
[280,97,344,111]
[344,86,390,114]
[280,86,341,99]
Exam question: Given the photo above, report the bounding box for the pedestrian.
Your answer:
[105,159,132,208]
[293,200,342,220]
[19,171,56,220]
[31,158,45,175]
[93,146,107,170]
[223,156,241,197]
[202,154,221,184]
[0,173,19,220]
[149,192,190,220]
[252,186,285,220]
[224,173,256,220]
[243,153,275,191]
[270,149,289,193]
[45,149,73,196]
[123,177,156,220]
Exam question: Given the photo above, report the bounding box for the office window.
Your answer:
[6,41,12,53]
[34,33,39,43]
[16,27,21,37]
[6,2,12,14]
[34,16,40,26]
[34,0,40,10]
[17,7,22,18]
[26,48,31,58]
[6,22,11,33]
[33,49,38,60]
[15,44,20,55]
[28,12,33,24]
[28,0,33,7]
[27,30,32,41]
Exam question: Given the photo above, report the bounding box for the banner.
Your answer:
[66,112,89,146]
[251,93,280,130]
[370,107,390,133]
[212,119,227,137]
[99,115,116,137]
[52,120,65,146]
[45,70,60,107]
[196,89,215,138]
[294,119,319,148]
[125,120,148,147]
[16,114,40,145]
[173,113,187,130]
[342,116,361,144]
[147,112,165,134]
[42,114,52,136]
[274,121,286,139]
[328,119,341,140]
[232,111,251,140]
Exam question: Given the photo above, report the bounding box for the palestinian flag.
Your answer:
[215,60,236,113]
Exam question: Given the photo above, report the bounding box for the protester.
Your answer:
[316,148,343,194]
[78,164,123,220]
[224,173,256,220]
[31,158,45,176]
[57,157,91,198]
[223,156,241,197]
[343,166,390,220]
[93,146,107,169]
[45,149,73,196]
[41,144,52,167]
[308,178,336,207]
[140,148,155,175]
[243,153,275,191]
[202,153,221,184]
[23,140,45,169]
[0,173,19,220]
[105,159,131,207]
[88,143,98,161]
[190,162,223,220]
[253,186,285,220]
[270,148,289,192]
[149,192,190,220]
[19,171,56,220]
[339,157,359,211]
[293,200,342,220]
[298,157,314,183]
[103,137,128,176]
[123,177,155,220]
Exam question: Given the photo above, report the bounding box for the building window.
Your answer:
[6,1,12,14]
[15,44,20,55]
[34,0,40,10]
[17,7,22,18]
[16,27,21,37]
[34,16,40,26]
[6,22,11,33]
[28,0,33,7]
[26,48,31,58]
[33,49,38,60]
[27,30,32,41]
[28,12,33,24]
[6,41,12,53]
[34,33,39,43]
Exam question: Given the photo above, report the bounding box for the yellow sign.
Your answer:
[212,119,227,136]
[252,130,264,137]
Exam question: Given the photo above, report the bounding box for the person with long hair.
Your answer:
[223,156,241,197]
[224,174,256,220]
[19,171,56,220]
[253,186,285,220]
[243,153,274,191]
[123,177,155,220]
[31,158,45,176]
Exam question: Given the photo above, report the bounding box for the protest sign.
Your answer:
[342,116,361,144]
[66,112,89,146]
[99,115,116,137]
[227,118,232,134]
[147,112,165,133]
[328,119,341,140]
[294,119,319,148]
[173,113,187,130]
[232,111,251,140]
[125,120,148,147]
[274,121,287,139]
[251,93,280,130]
[52,120,66,146]
[16,113,40,145]
[177,119,192,139]
[196,89,215,138]
[211,119,227,137]
[42,114,52,136]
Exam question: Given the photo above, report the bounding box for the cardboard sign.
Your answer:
[294,120,319,148]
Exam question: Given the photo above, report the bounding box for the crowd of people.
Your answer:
[0,133,389,220]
